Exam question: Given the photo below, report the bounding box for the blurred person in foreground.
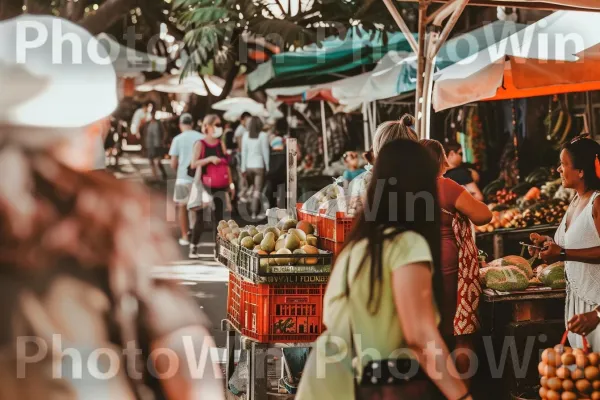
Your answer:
[531,136,600,350]
[422,139,492,384]
[0,15,222,399]
[169,113,204,246]
[297,140,471,400]
[443,141,484,202]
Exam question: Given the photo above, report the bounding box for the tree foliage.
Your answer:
[175,0,417,84]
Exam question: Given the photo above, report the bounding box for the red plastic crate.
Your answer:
[241,281,325,343]
[296,203,320,232]
[227,272,243,330]
[318,211,354,243]
[318,237,346,260]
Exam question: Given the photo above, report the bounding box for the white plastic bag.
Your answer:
[301,177,345,214]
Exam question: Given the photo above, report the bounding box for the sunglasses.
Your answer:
[570,133,591,144]
[457,151,463,156]
[343,152,357,160]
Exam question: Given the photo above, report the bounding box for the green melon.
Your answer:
[479,267,504,286]
[540,262,566,289]
[488,255,534,279]
[485,266,530,292]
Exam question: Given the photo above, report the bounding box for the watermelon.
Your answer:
[540,262,566,289]
[485,266,530,292]
[488,255,534,279]
[479,267,503,285]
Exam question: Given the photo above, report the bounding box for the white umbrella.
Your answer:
[136,74,223,96]
[215,97,284,122]
[97,33,167,76]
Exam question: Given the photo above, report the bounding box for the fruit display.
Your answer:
[539,345,600,400]
[218,217,323,267]
[480,266,530,292]
[539,262,567,289]
[488,255,534,279]
[477,174,573,233]
[479,256,566,292]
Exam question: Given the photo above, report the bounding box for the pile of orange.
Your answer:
[539,345,600,399]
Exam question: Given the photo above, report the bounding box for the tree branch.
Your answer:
[216,61,240,101]
[78,0,137,35]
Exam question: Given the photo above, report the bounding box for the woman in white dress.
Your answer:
[532,136,600,350]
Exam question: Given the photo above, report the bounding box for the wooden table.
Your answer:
[478,288,566,399]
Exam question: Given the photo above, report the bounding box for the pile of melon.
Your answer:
[479,255,566,292]
[539,346,600,399]
[218,218,322,266]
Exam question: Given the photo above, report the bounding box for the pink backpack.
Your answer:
[201,140,230,188]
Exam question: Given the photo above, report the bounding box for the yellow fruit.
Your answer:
[288,228,307,243]
[275,248,293,266]
[301,245,319,265]
[306,234,318,247]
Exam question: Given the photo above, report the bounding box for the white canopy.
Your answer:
[213,97,284,122]
[136,74,224,96]
[433,10,600,110]
[97,33,167,76]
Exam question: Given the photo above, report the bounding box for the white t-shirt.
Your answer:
[130,108,150,135]
[169,130,204,184]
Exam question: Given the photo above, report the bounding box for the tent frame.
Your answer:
[383,0,600,139]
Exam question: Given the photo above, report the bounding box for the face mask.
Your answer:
[213,127,223,138]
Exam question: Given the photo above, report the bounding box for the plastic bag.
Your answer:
[301,177,345,214]
[347,165,373,216]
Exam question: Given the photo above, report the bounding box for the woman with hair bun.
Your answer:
[348,115,418,215]
[533,136,600,350]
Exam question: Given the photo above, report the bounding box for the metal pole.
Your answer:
[431,0,470,58]
[382,0,419,54]
[363,102,370,150]
[286,138,297,215]
[415,2,428,139]
[320,100,329,168]
[287,104,291,136]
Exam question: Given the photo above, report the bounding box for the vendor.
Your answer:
[532,135,600,350]
[421,139,492,383]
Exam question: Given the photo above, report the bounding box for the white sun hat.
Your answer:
[0,15,118,129]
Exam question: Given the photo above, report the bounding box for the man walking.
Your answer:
[169,113,204,245]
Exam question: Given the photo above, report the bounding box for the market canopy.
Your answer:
[97,33,167,76]
[329,20,526,107]
[136,74,223,96]
[247,27,418,91]
[400,0,600,11]
[433,10,600,111]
